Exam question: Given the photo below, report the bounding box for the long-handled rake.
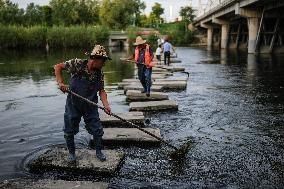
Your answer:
[68,90,191,159]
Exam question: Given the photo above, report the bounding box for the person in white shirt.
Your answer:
[162,39,172,66]
[155,44,162,63]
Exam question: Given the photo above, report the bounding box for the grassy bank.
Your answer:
[0,25,110,49]
[158,22,196,46]
[126,23,197,48]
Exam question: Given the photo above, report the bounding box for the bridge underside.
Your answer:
[194,0,284,54]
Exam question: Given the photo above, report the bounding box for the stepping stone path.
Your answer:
[100,111,145,127]
[0,179,108,189]
[129,100,178,111]
[154,77,188,82]
[124,84,164,93]
[26,53,186,182]
[153,81,187,90]
[29,147,125,176]
[102,128,161,146]
[161,58,182,63]
[156,65,186,72]
[126,90,169,101]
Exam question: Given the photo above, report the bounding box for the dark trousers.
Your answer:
[164,51,170,66]
[137,64,152,93]
[156,55,161,61]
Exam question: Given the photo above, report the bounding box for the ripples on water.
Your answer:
[0,48,284,188]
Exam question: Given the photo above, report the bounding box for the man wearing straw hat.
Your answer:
[132,36,154,97]
[54,45,111,163]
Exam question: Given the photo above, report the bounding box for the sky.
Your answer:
[12,0,200,22]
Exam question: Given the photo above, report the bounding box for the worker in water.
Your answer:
[54,45,111,163]
[130,36,154,97]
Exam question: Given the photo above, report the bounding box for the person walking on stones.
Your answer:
[163,38,173,66]
[54,45,111,163]
[132,36,154,97]
[155,44,162,64]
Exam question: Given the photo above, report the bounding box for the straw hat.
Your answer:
[133,36,147,46]
[90,45,111,60]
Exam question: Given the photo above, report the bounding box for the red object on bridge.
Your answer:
[137,31,160,35]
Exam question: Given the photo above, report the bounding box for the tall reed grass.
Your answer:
[0,25,110,49]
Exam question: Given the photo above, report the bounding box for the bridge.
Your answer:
[109,31,128,48]
[193,0,284,53]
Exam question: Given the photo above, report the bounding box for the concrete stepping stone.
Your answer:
[154,77,188,82]
[152,67,169,73]
[117,81,139,89]
[123,85,164,93]
[129,100,178,111]
[152,74,168,79]
[0,179,109,189]
[28,147,125,176]
[126,90,168,101]
[152,72,173,76]
[153,81,187,90]
[102,128,161,147]
[156,66,185,72]
[100,111,145,127]
[161,58,182,63]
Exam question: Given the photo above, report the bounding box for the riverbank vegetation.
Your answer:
[0,25,109,49]
[0,0,196,49]
[0,0,145,49]
[127,5,197,47]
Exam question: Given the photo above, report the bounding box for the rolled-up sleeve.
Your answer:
[64,58,82,74]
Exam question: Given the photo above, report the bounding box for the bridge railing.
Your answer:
[195,0,237,22]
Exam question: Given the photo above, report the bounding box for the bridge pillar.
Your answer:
[221,24,229,49]
[212,18,229,49]
[201,23,213,48]
[235,6,262,53]
[247,17,260,54]
[207,27,213,48]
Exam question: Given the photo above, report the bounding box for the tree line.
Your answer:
[0,0,166,29]
[0,0,195,29]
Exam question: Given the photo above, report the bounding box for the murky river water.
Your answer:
[0,47,284,188]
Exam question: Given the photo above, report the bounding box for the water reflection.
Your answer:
[0,48,134,84]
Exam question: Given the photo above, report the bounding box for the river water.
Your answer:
[0,47,284,188]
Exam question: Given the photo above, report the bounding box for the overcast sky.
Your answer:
[12,0,199,22]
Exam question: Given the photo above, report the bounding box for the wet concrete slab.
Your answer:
[154,77,188,82]
[123,85,164,93]
[156,66,185,72]
[100,111,145,127]
[152,74,168,79]
[126,90,168,101]
[102,128,161,146]
[129,100,178,111]
[161,58,182,63]
[152,72,173,76]
[28,147,125,176]
[153,81,187,90]
[152,67,169,73]
[0,179,108,189]
[117,81,139,89]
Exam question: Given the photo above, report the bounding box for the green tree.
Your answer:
[99,0,145,29]
[24,3,43,26]
[0,0,5,7]
[151,2,164,25]
[75,0,100,25]
[49,0,99,25]
[0,0,24,25]
[179,6,195,31]
[49,0,79,25]
[41,5,53,26]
